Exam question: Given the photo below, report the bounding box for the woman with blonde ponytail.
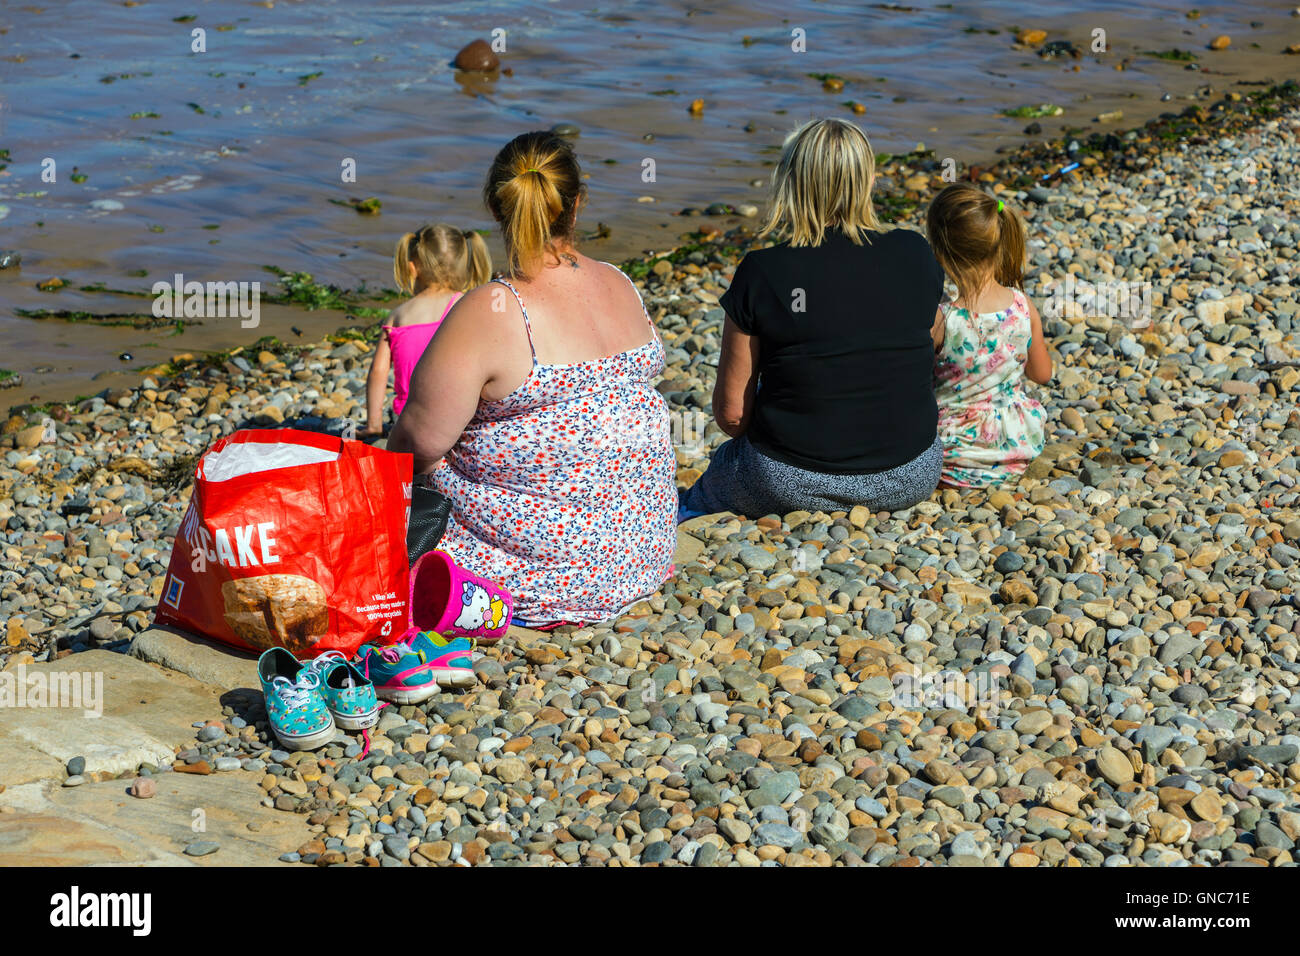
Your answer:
[364,224,493,436]
[389,131,676,626]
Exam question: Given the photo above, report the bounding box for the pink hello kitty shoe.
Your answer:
[408,549,512,642]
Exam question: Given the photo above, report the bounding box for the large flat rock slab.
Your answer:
[131,625,259,692]
[0,772,305,866]
[0,650,222,786]
[674,525,708,566]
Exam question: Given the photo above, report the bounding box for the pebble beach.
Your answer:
[5,84,1300,867]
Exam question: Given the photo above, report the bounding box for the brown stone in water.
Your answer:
[174,760,211,775]
[453,39,499,72]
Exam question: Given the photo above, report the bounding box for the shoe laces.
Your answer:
[270,670,321,709]
[305,650,352,688]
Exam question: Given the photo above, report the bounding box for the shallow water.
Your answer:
[1,0,1297,401]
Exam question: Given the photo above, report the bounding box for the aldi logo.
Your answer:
[163,576,185,610]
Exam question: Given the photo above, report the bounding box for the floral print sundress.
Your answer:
[432,264,677,625]
[934,288,1046,488]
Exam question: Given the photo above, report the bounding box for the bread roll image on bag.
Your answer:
[221,574,328,654]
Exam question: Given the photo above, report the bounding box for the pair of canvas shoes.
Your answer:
[257,633,474,750]
[257,647,379,752]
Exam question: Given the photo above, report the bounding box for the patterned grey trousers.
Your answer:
[681,434,943,519]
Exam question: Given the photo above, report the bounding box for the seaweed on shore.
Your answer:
[13,308,186,330]
[262,267,350,310]
[76,283,152,298]
[1000,104,1064,119]
[260,267,393,319]
[1145,48,1198,62]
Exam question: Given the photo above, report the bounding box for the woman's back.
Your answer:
[435,261,676,621]
[721,227,945,473]
[460,253,659,402]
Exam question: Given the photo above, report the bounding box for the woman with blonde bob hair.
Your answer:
[389,131,676,626]
[680,118,947,520]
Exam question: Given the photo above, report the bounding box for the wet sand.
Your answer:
[1,0,1297,402]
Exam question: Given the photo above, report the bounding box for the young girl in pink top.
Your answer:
[364,224,492,435]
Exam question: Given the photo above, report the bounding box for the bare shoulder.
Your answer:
[589,257,645,310]
[438,279,521,335]
[446,279,506,317]
[384,300,409,327]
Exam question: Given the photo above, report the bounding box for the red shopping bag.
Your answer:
[154,428,413,659]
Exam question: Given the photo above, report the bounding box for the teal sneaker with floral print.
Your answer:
[407,631,477,688]
[257,647,336,751]
[306,651,380,731]
[355,641,439,705]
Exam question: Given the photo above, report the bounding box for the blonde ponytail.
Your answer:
[462,230,492,288]
[393,231,418,293]
[483,131,585,279]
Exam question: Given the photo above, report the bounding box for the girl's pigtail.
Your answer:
[393,232,417,294]
[995,204,1026,292]
[462,230,493,289]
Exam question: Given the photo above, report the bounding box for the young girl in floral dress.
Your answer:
[927,184,1053,487]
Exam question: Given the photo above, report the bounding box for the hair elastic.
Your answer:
[997,200,1004,212]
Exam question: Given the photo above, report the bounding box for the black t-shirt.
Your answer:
[718,227,945,474]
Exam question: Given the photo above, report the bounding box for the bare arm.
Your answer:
[387,287,514,473]
[364,325,393,435]
[1024,298,1053,385]
[931,305,946,350]
[713,316,761,438]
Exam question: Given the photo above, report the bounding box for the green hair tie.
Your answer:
[997,199,1004,212]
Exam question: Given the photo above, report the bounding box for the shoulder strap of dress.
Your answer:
[602,261,657,334]
[489,277,537,365]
